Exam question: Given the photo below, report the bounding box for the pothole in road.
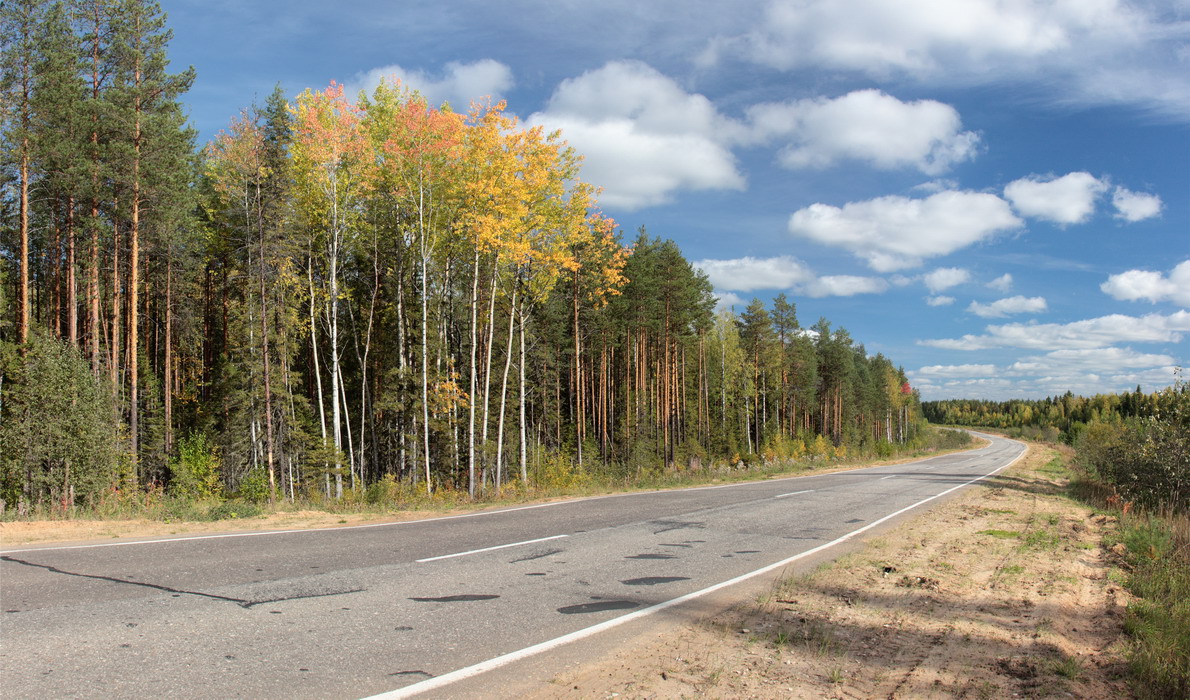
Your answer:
[620,576,691,586]
[408,594,499,603]
[557,600,641,614]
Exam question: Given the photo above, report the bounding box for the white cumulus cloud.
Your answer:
[718,0,1190,119]
[927,295,955,306]
[744,89,980,174]
[713,291,746,313]
[1101,260,1190,306]
[1008,347,1176,374]
[695,255,814,292]
[1112,187,1163,222]
[967,295,1048,318]
[1003,171,1107,225]
[788,190,1022,271]
[743,0,1133,72]
[915,364,997,378]
[987,273,1014,292]
[922,267,971,293]
[801,275,890,298]
[920,310,1190,351]
[346,59,513,109]
[529,60,745,210]
[696,256,889,298]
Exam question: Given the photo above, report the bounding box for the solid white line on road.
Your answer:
[774,490,815,499]
[880,475,896,480]
[415,535,569,563]
[367,438,1028,700]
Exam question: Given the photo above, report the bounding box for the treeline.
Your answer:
[925,383,1188,512]
[1073,382,1189,513]
[922,387,1163,443]
[0,0,924,512]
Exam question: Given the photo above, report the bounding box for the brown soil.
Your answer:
[528,443,1131,699]
[0,509,445,547]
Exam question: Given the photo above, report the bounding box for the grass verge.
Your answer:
[1029,434,1190,699]
[1101,510,1190,699]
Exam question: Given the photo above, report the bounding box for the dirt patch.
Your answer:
[0,509,448,548]
[529,443,1131,699]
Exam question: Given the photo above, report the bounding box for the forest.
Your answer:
[0,0,926,514]
[925,383,1188,512]
[922,387,1167,444]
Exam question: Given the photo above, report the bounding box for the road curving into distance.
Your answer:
[1,432,1025,699]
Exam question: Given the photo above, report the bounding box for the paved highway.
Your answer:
[0,432,1024,699]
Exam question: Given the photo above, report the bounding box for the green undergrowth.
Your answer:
[969,430,1189,698]
[3,427,974,524]
[1065,454,1190,698]
[1107,512,1190,699]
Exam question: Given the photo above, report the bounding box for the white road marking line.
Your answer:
[774,490,815,499]
[880,475,896,480]
[415,535,568,563]
[366,437,1027,700]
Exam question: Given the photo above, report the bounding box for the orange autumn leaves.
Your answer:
[284,78,626,306]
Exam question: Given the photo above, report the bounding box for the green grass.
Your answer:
[977,529,1020,539]
[5,427,982,526]
[1035,456,1068,477]
[1113,519,1190,700]
[1022,528,1063,550]
[1030,442,1190,698]
[1075,498,1190,698]
[1047,653,1084,680]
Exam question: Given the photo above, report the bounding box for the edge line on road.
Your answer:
[415,535,568,563]
[773,490,814,499]
[365,436,1026,700]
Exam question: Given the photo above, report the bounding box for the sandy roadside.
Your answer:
[0,443,985,548]
[525,442,1132,699]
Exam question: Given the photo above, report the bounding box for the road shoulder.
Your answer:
[526,442,1131,699]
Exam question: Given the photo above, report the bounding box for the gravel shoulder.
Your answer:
[527,442,1131,699]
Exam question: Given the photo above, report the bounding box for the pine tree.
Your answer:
[0,0,41,347]
[107,0,194,470]
[30,2,88,347]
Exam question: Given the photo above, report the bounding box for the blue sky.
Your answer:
[164,0,1189,401]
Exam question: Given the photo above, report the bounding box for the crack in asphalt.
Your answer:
[650,520,707,534]
[509,548,564,563]
[0,555,364,609]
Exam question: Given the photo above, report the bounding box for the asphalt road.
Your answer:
[0,432,1024,699]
